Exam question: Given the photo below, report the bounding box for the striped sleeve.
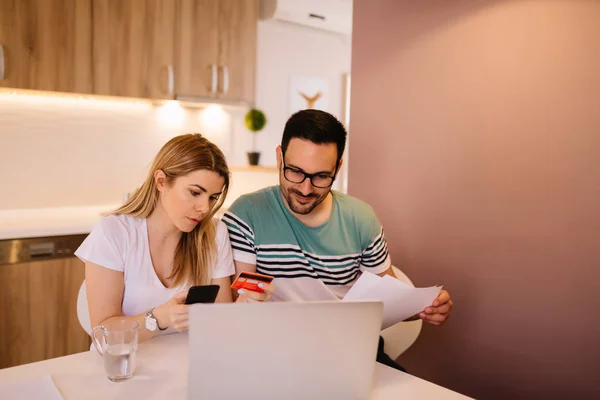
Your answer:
[357,203,391,274]
[360,228,391,274]
[222,209,257,265]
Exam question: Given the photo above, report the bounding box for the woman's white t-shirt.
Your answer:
[75,214,235,320]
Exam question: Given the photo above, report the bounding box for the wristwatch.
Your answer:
[144,308,167,332]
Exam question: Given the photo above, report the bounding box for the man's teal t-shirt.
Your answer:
[223,186,391,301]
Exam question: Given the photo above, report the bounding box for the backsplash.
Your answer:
[0,91,259,210]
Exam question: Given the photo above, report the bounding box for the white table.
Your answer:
[0,333,471,399]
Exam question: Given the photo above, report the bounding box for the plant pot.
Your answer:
[247,152,261,166]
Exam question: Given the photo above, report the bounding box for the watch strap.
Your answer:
[148,307,168,331]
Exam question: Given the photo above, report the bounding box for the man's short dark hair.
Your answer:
[281,109,347,167]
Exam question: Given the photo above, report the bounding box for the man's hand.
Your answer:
[419,290,453,326]
[235,282,275,303]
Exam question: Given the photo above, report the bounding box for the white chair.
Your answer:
[380,266,423,360]
[77,281,92,335]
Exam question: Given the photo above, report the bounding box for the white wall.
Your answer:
[230,19,352,167]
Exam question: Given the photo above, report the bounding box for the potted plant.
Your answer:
[245,108,267,166]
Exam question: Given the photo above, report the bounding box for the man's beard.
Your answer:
[284,188,328,215]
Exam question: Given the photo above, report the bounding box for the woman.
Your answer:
[75,133,235,342]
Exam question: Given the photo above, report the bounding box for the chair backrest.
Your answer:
[77,281,92,335]
[379,266,423,360]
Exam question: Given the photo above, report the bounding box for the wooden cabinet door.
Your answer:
[174,0,219,98]
[216,0,257,103]
[92,0,176,99]
[0,257,89,369]
[0,0,92,93]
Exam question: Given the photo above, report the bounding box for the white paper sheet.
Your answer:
[343,268,381,300]
[343,271,442,329]
[0,375,64,400]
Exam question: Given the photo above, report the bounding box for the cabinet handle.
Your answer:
[210,64,218,94]
[0,44,4,80]
[167,65,174,96]
[222,65,230,94]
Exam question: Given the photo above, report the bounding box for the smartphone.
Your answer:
[230,271,274,293]
[184,285,220,305]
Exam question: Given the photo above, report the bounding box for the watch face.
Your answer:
[145,316,157,331]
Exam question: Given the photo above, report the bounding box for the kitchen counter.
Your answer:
[0,204,120,240]
[0,203,232,241]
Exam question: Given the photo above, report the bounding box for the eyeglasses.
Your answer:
[281,157,335,188]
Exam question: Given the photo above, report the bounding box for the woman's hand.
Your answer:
[154,290,190,331]
[235,282,275,303]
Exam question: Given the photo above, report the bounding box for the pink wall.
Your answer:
[349,1,600,398]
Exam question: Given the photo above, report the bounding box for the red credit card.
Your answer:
[230,271,274,293]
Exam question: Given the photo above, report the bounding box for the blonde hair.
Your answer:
[111,133,230,287]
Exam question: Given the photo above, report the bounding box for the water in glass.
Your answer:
[103,343,137,382]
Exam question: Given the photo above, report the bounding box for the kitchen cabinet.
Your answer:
[215,0,258,103]
[92,0,176,99]
[174,0,219,99]
[0,0,93,94]
[176,0,257,103]
[0,0,257,103]
[0,257,90,369]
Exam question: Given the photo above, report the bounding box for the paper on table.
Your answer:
[343,271,442,329]
[0,375,64,400]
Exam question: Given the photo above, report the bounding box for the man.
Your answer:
[223,109,453,371]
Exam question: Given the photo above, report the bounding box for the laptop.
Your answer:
[187,300,383,400]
